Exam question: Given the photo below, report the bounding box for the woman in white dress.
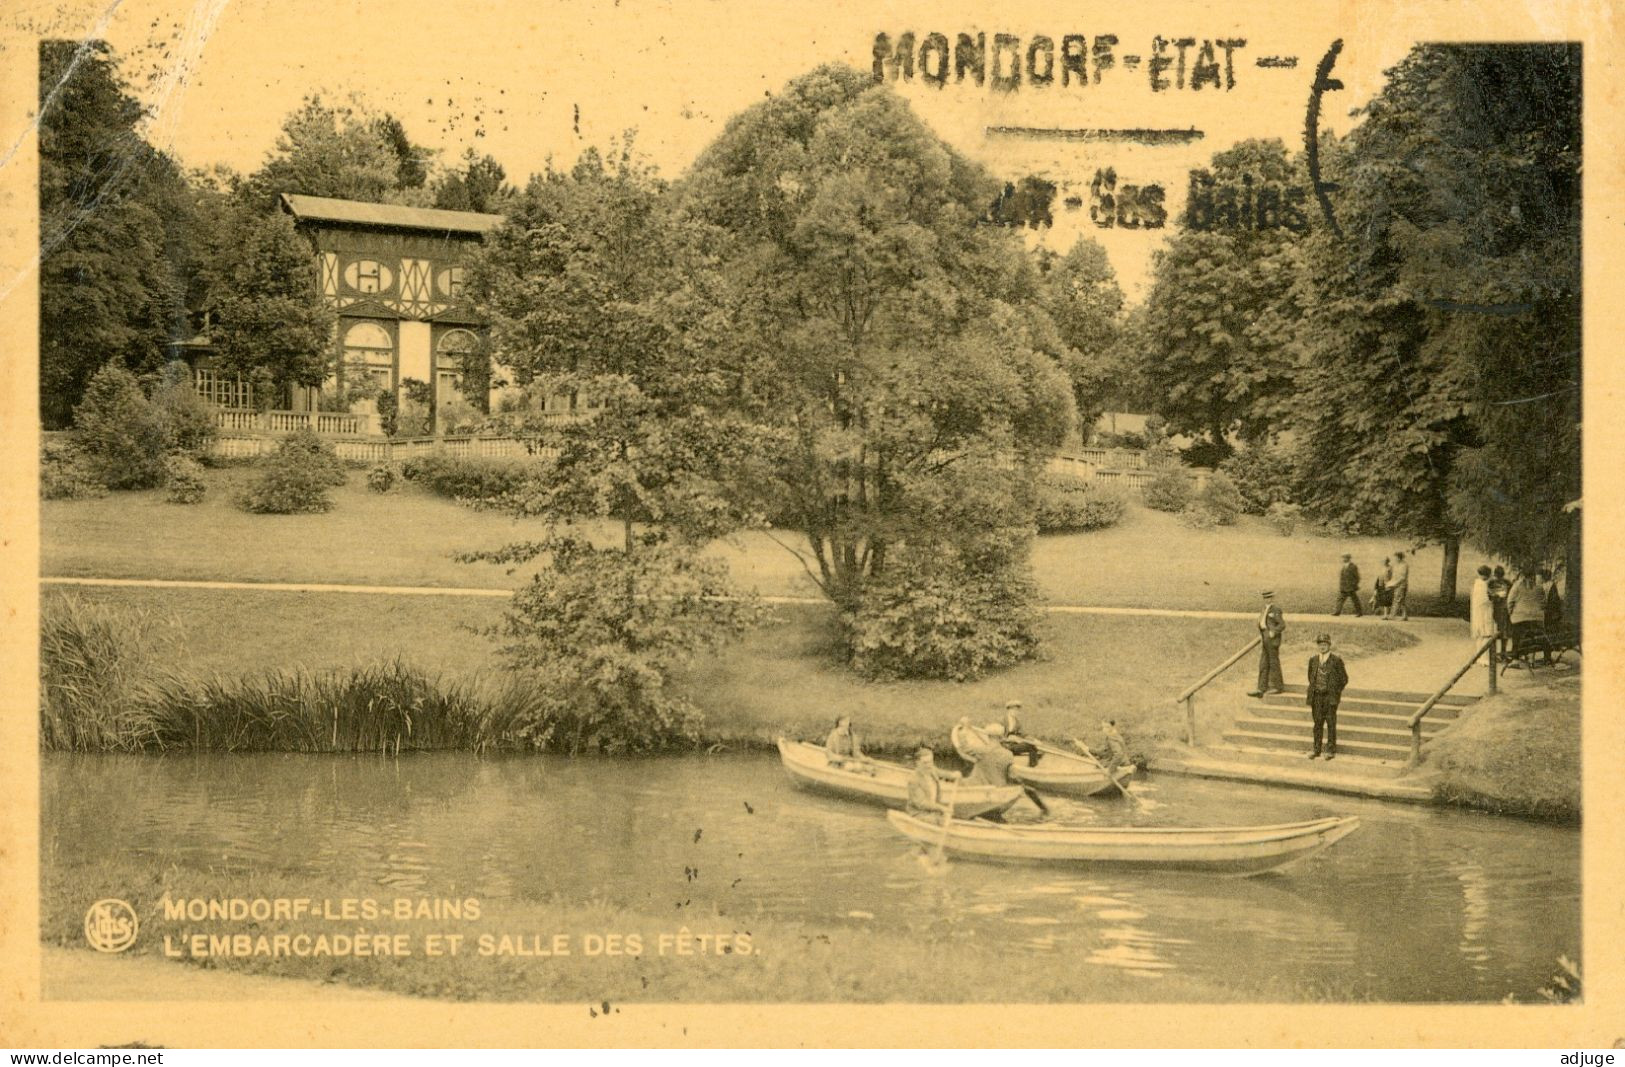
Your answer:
[1469,565,1497,647]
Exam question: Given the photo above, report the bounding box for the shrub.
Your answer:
[71,363,167,489]
[1179,504,1220,529]
[401,452,537,506]
[162,453,206,504]
[1034,474,1128,533]
[1219,441,1301,514]
[1141,468,1193,512]
[1188,471,1244,526]
[367,465,396,494]
[1178,439,1232,469]
[843,546,1043,682]
[39,595,170,751]
[149,362,217,457]
[236,429,347,514]
[1266,501,1303,536]
[40,438,107,500]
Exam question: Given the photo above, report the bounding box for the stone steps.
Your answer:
[1239,707,1456,735]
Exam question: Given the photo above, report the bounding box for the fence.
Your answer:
[214,409,379,436]
[210,432,556,464]
[1047,449,1210,492]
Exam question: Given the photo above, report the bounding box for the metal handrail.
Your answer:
[1174,635,1262,745]
[1406,638,1495,767]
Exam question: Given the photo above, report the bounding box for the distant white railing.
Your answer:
[214,409,380,436]
[209,432,556,464]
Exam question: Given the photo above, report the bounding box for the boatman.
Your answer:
[824,715,873,774]
[966,724,1050,818]
[1000,700,1044,767]
[906,747,959,822]
[1248,590,1286,697]
[1306,632,1348,760]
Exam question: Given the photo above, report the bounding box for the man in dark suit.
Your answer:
[1248,590,1286,697]
[1333,554,1363,616]
[1306,632,1349,760]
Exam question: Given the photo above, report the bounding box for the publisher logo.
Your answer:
[84,898,139,953]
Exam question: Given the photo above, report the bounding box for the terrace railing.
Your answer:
[214,409,379,436]
[1174,636,1262,746]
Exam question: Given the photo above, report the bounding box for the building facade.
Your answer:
[280,193,506,429]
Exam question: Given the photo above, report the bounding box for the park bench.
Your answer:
[1500,623,1581,673]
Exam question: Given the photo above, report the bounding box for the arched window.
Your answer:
[435,329,478,401]
[342,321,394,393]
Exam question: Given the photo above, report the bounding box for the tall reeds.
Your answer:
[40,596,699,754]
[39,595,169,751]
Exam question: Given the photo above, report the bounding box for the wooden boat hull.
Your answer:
[886,810,1361,876]
[776,739,1024,818]
[950,725,1134,797]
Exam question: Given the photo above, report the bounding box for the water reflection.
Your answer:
[42,751,1578,1002]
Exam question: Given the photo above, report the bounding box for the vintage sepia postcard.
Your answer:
[0,0,1620,1049]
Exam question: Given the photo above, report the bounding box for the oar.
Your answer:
[1072,736,1139,805]
[928,775,962,871]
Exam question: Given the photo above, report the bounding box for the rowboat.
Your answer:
[776,739,1024,818]
[950,725,1135,798]
[886,810,1361,876]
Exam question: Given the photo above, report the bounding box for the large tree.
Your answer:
[38,40,189,427]
[1034,238,1125,432]
[198,197,335,399]
[241,96,418,206]
[1295,44,1580,605]
[678,66,1076,624]
[465,150,765,746]
[1139,139,1309,454]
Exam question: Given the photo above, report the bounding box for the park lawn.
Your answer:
[1425,673,1581,821]
[43,467,1467,616]
[42,585,1416,760]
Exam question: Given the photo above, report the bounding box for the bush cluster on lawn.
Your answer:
[366,465,395,493]
[400,452,539,505]
[59,362,218,497]
[162,453,206,504]
[1266,501,1303,535]
[40,438,108,500]
[842,546,1043,682]
[1140,468,1193,512]
[1034,474,1129,533]
[1180,471,1245,528]
[70,364,170,489]
[1219,441,1303,514]
[235,428,347,514]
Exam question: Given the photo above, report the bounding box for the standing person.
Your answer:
[1306,633,1349,760]
[1248,590,1286,697]
[1540,568,1565,666]
[1507,571,1546,666]
[1333,554,1363,616]
[1488,566,1512,657]
[1470,565,1497,649]
[1374,557,1393,619]
[1389,551,1411,621]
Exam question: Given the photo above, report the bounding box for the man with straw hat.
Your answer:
[1248,590,1286,697]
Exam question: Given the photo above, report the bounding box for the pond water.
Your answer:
[42,752,1579,1002]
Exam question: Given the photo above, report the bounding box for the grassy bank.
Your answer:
[41,586,1415,761]
[41,857,1352,1003]
[1425,674,1581,822]
[44,467,1466,616]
